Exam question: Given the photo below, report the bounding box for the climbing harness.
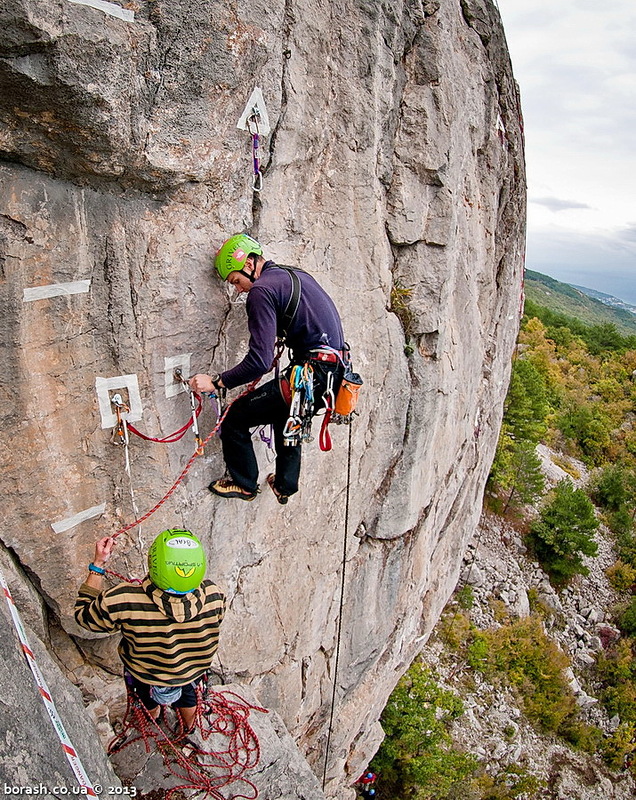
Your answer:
[0,566,98,796]
[247,111,263,193]
[109,682,267,800]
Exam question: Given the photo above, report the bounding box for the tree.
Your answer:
[490,438,545,514]
[529,480,599,585]
[557,403,613,465]
[503,359,550,443]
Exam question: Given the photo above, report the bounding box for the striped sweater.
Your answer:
[74,577,225,686]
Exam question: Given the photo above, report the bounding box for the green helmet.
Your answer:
[147,529,206,594]
[215,233,263,281]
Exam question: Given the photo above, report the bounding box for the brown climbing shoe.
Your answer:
[266,473,289,505]
[208,478,258,501]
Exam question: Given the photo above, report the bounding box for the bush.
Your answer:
[596,640,636,723]
[457,585,475,609]
[601,722,636,774]
[470,616,577,735]
[619,599,636,637]
[606,561,636,593]
[591,465,630,511]
[528,480,599,585]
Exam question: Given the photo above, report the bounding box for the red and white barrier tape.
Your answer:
[0,567,97,795]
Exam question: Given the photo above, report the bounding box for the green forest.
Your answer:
[368,290,636,799]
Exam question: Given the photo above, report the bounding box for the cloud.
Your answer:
[530,197,592,213]
[617,224,636,243]
[498,0,636,231]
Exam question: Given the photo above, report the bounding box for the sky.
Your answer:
[496,0,636,303]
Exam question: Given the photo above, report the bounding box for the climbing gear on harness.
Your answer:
[109,682,266,800]
[215,233,263,281]
[318,370,336,452]
[266,473,288,505]
[148,529,206,594]
[208,478,259,501]
[283,363,315,446]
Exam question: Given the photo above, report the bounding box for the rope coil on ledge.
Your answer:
[109,684,267,800]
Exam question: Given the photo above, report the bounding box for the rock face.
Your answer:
[0,0,525,793]
[0,545,119,793]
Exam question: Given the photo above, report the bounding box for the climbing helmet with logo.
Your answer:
[148,529,206,594]
[214,233,263,281]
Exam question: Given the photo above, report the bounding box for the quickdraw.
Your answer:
[318,371,335,452]
[247,111,263,193]
[283,363,314,446]
[110,393,130,446]
[176,369,204,454]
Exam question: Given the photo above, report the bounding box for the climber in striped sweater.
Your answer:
[75,528,225,731]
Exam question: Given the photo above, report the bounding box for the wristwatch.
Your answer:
[211,373,223,392]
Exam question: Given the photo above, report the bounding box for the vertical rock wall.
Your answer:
[0,0,525,793]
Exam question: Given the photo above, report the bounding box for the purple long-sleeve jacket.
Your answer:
[221,261,345,390]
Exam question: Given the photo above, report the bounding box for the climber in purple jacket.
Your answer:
[190,233,345,504]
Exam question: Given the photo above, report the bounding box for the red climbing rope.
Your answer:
[126,394,203,443]
[110,378,260,543]
[108,684,267,800]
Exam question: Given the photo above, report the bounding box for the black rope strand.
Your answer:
[321,422,353,791]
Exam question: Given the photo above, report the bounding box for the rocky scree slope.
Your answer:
[423,451,635,800]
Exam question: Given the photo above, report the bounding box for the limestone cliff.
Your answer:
[0,0,525,794]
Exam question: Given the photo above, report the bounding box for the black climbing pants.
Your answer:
[220,361,342,497]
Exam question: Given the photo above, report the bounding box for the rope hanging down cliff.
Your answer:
[321,421,354,791]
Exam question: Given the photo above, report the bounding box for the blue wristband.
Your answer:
[88,563,106,575]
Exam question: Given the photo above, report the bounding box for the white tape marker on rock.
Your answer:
[51,503,107,534]
[68,0,134,22]
[23,280,91,302]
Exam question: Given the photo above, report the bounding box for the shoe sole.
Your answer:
[208,483,257,501]
[266,474,289,505]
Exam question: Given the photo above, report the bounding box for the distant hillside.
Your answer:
[572,283,636,315]
[524,270,636,336]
